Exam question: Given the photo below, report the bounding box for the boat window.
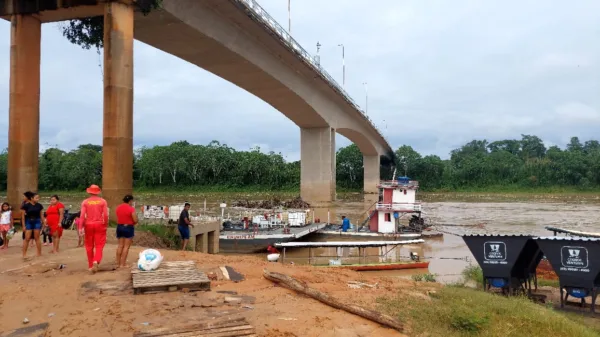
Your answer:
[404,190,407,195]
[385,213,391,222]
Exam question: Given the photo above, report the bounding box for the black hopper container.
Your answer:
[535,237,600,312]
[462,234,543,295]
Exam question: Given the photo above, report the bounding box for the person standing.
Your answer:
[0,202,13,250]
[178,203,194,250]
[45,195,65,254]
[74,215,84,248]
[115,195,138,268]
[22,192,44,258]
[341,215,350,232]
[41,220,52,246]
[20,192,34,247]
[80,185,109,273]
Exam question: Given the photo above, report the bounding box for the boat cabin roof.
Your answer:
[274,239,425,248]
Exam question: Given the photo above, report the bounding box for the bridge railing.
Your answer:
[233,0,390,148]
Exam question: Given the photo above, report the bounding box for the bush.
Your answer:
[462,265,484,285]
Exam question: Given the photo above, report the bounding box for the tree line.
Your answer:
[0,135,597,191]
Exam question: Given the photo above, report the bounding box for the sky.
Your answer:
[0,0,599,161]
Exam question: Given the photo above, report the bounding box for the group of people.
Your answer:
[0,184,198,274]
[0,192,66,255]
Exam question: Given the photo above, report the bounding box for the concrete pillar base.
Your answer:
[363,155,380,194]
[189,222,220,254]
[300,127,336,203]
[102,1,134,218]
[7,14,41,206]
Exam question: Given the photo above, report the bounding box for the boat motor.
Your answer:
[410,251,420,262]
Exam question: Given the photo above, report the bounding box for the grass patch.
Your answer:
[136,224,181,249]
[378,286,600,337]
[412,273,437,282]
[538,278,560,288]
[462,265,484,286]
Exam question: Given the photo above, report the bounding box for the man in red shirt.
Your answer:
[80,184,109,273]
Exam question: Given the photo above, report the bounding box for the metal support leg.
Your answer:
[592,288,597,313]
[282,247,286,264]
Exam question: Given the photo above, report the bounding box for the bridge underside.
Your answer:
[2,0,389,215]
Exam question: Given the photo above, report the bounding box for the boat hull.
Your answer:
[220,223,326,254]
[316,230,442,241]
[341,261,430,271]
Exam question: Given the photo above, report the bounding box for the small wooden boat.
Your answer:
[335,261,430,271]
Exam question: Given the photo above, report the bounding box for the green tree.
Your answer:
[61,0,163,50]
[336,144,363,189]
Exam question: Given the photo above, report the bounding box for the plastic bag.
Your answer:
[6,228,14,240]
[137,249,164,271]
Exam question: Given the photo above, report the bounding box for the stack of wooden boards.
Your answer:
[134,317,257,337]
[131,261,211,294]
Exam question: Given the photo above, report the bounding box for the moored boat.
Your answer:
[317,176,443,240]
[331,261,430,271]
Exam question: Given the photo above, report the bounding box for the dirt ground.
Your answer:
[0,230,424,337]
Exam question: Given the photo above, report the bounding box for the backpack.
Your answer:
[61,209,71,229]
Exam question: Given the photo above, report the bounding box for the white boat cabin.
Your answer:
[371,177,422,233]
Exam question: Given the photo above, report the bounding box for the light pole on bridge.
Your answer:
[288,0,291,33]
[363,82,368,113]
[338,44,345,87]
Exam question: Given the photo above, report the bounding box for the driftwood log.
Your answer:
[263,269,403,332]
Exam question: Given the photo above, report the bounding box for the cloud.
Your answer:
[0,0,599,161]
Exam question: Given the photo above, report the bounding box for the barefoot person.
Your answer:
[178,203,194,250]
[74,215,84,248]
[115,195,138,268]
[45,195,65,254]
[80,185,109,273]
[20,192,34,247]
[22,192,44,258]
[0,203,13,250]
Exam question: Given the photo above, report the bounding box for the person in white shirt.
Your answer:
[0,202,13,249]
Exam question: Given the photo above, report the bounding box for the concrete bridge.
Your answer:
[2,0,392,212]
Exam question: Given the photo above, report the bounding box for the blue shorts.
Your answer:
[178,225,190,240]
[25,218,42,231]
[116,224,135,239]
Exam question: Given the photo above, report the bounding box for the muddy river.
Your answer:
[29,192,600,283]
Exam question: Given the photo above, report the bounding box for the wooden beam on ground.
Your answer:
[262,269,403,332]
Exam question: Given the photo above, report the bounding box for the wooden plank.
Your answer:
[132,260,210,294]
[134,317,255,337]
[136,318,248,336]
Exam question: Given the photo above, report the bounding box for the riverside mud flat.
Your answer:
[0,230,414,337]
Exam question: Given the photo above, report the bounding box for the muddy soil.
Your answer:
[0,230,419,337]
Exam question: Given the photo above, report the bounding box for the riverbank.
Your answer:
[1,231,600,336]
[5,189,600,205]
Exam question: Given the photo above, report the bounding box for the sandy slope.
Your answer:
[0,230,422,337]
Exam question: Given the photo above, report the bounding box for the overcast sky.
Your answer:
[0,0,599,161]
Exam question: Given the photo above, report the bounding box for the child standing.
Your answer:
[0,202,12,249]
[75,216,84,248]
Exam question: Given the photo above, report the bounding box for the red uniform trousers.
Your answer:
[84,223,107,268]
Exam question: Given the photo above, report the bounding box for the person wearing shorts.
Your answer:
[178,203,194,250]
[115,195,138,268]
[0,202,13,250]
[21,192,44,258]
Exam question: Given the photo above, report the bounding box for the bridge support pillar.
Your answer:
[300,127,336,204]
[102,1,134,219]
[7,14,41,207]
[363,155,380,194]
